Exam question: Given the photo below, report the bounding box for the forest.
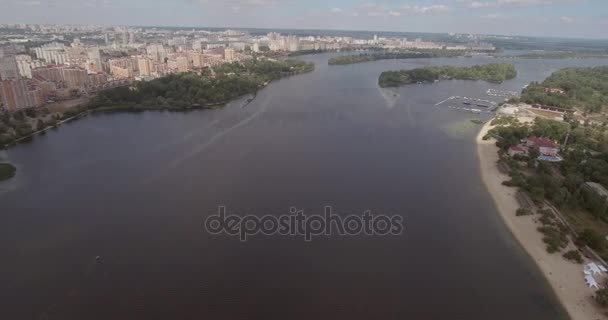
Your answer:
[378,63,517,87]
[328,49,466,65]
[519,67,608,113]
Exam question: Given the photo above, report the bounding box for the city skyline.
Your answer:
[0,0,606,39]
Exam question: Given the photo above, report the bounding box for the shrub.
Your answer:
[579,229,605,251]
[596,288,608,306]
[516,208,533,216]
[563,250,583,263]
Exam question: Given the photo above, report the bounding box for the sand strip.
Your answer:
[476,120,604,320]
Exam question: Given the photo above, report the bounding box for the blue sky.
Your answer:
[0,0,606,39]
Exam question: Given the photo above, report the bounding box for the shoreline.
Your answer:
[476,120,605,320]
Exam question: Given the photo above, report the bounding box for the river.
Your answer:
[1,53,607,319]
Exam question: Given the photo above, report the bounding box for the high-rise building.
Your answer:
[1,79,44,111]
[147,44,167,63]
[87,73,107,88]
[224,48,235,62]
[287,35,300,52]
[62,67,88,89]
[15,55,32,78]
[252,43,260,53]
[31,65,64,84]
[110,65,133,79]
[267,32,281,41]
[34,42,67,64]
[188,52,204,68]
[137,57,152,76]
[192,40,203,51]
[176,56,191,73]
[0,56,20,80]
[87,47,102,72]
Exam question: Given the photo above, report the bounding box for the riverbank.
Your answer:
[476,120,605,320]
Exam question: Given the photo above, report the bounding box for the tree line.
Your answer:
[328,49,466,65]
[378,63,517,87]
[519,67,608,113]
[89,58,314,110]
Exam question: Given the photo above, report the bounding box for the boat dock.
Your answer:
[435,95,498,113]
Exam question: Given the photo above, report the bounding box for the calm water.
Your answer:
[1,54,607,319]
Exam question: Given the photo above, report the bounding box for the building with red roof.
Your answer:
[525,137,559,156]
[508,145,526,157]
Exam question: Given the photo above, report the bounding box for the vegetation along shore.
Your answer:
[328,49,466,65]
[477,65,608,318]
[0,163,16,181]
[378,63,517,87]
[0,58,314,149]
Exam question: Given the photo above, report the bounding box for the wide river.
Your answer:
[1,53,607,319]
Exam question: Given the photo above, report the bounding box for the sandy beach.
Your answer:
[476,120,605,320]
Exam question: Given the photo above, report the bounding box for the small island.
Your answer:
[328,49,466,65]
[378,63,517,87]
[0,163,16,181]
[504,52,608,60]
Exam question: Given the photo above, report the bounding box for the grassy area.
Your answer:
[0,163,16,181]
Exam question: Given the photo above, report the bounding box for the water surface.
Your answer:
[2,53,606,319]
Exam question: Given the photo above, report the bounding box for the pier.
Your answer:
[435,95,498,114]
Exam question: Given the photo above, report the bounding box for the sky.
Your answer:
[0,0,606,39]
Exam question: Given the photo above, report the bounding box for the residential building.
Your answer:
[110,65,133,79]
[525,137,560,156]
[137,57,152,76]
[0,56,20,80]
[224,48,235,62]
[1,79,44,111]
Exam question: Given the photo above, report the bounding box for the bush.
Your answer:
[579,229,605,251]
[0,163,16,181]
[538,225,569,253]
[562,250,583,263]
[516,208,533,216]
[596,288,608,306]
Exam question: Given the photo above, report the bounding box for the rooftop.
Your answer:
[527,136,558,149]
[585,182,608,198]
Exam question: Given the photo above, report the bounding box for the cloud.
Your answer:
[330,7,343,13]
[338,3,450,18]
[199,0,279,11]
[458,0,585,9]
[560,16,575,23]
[469,1,491,8]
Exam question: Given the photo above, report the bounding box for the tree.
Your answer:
[595,288,608,306]
[36,119,45,131]
[579,229,604,251]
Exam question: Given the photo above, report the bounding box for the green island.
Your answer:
[378,63,517,88]
[0,163,16,181]
[519,66,608,113]
[505,52,608,59]
[0,58,314,148]
[328,49,466,65]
